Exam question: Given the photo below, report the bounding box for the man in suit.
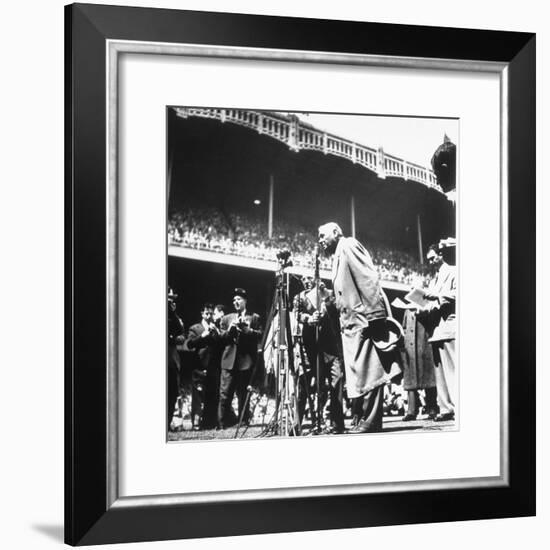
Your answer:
[294,278,345,434]
[186,303,223,430]
[213,304,226,329]
[419,240,457,421]
[167,287,185,432]
[217,288,263,428]
[318,222,401,433]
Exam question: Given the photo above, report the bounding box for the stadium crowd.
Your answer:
[168,207,431,285]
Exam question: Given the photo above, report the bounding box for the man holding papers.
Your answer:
[417,240,457,422]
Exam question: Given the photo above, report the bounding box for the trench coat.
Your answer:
[401,309,436,390]
[332,237,401,398]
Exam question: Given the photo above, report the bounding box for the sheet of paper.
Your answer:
[404,288,431,308]
[391,297,418,310]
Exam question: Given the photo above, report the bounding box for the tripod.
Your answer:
[263,261,300,436]
[235,257,307,438]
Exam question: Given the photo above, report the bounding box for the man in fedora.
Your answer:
[217,288,263,429]
[318,222,402,433]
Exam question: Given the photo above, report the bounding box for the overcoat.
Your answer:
[401,309,436,390]
[331,237,400,398]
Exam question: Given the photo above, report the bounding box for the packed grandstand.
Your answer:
[168,207,433,286]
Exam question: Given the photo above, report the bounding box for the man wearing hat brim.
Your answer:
[217,288,263,428]
[318,222,402,433]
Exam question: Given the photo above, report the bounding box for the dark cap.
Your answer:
[168,287,178,299]
[233,287,248,299]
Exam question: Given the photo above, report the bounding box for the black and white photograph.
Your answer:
[2,0,538,548]
[166,108,458,441]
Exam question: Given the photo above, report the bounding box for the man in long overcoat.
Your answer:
[318,222,401,433]
[398,306,438,420]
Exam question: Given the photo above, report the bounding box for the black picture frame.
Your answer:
[65,3,535,545]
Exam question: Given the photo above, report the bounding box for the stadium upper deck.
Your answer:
[174,108,443,193]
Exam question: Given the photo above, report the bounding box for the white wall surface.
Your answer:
[0,0,545,548]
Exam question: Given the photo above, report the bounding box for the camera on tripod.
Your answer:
[276,248,293,268]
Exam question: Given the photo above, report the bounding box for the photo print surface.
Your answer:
[166,108,457,442]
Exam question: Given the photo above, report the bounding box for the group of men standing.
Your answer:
[181,289,262,430]
[168,221,457,435]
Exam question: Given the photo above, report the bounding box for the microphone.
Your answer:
[314,244,320,280]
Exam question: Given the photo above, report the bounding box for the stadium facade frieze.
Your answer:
[174,107,442,193]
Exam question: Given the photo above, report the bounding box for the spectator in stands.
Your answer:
[168,207,432,285]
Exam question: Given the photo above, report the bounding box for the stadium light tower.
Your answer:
[268,175,274,239]
[417,214,424,265]
[350,195,356,239]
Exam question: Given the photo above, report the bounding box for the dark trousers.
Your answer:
[296,351,345,431]
[202,367,220,428]
[167,367,180,430]
[191,368,206,427]
[295,340,314,428]
[218,368,252,427]
[353,384,384,432]
[167,346,181,431]
[406,387,438,416]
[166,345,180,431]
[191,364,221,429]
[322,352,345,430]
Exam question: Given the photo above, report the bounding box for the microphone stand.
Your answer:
[314,245,323,433]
